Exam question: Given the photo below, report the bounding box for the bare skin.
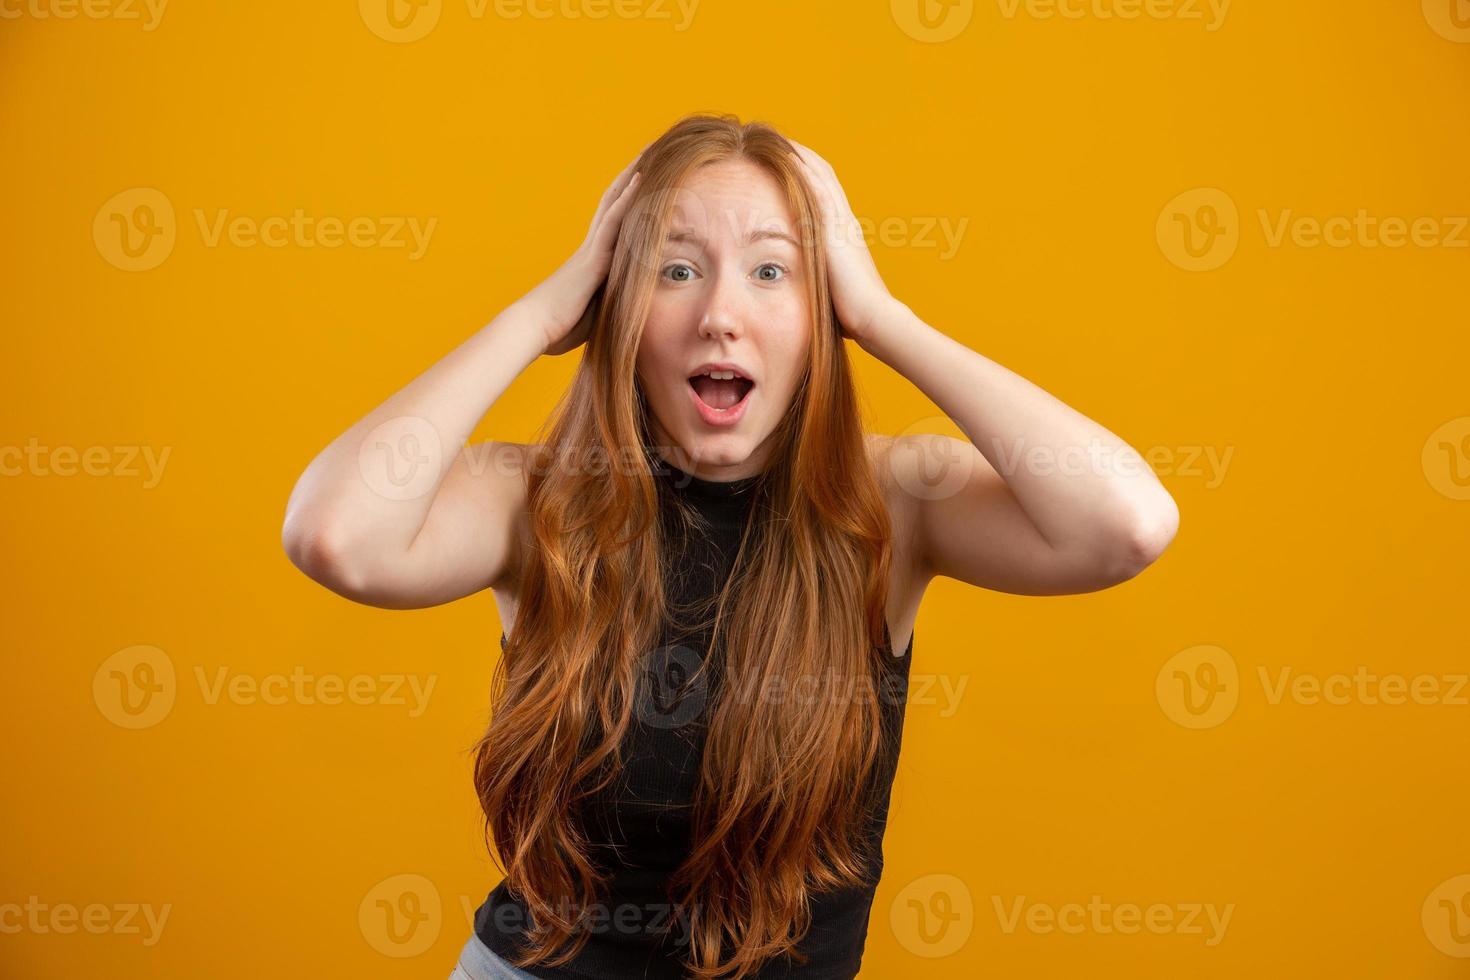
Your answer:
[282,140,1179,657]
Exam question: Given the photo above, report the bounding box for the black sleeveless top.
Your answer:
[473,461,914,978]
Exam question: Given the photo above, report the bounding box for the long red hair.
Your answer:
[472,112,897,979]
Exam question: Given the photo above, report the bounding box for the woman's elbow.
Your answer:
[282,515,372,599]
[1113,493,1181,579]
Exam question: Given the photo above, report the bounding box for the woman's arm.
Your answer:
[861,302,1179,596]
[281,155,643,609]
[789,141,1178,597]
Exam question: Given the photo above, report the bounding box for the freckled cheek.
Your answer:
[766,295,812,347]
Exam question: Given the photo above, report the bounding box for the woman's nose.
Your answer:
[696,269,745,341]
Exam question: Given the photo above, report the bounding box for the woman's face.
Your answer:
[635,157,811,482]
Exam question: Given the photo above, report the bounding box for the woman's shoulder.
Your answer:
[861,431,911,510]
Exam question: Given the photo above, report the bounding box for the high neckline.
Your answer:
[652,458,763,501]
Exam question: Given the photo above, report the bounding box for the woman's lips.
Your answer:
[687,377,754,427]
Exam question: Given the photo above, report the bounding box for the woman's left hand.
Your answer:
[787,140,897,347]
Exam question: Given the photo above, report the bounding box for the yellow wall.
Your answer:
[4,1,1469,976]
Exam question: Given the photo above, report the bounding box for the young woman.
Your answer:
[282,113,1179,980]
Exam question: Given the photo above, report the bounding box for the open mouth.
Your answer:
[688,370,755,411]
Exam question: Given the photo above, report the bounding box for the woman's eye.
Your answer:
[755,262,787,282]
[662,263,696,282]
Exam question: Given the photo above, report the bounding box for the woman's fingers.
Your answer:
[602,142,649,205]
[789,150,844,242]
[788,139,835,180]
[586,144,649,244]
[590,171,640,254]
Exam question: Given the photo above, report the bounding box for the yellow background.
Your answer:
[4,0,1469,976]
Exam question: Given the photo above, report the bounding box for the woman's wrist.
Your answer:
[519,253,601,353]
[850,294,914,358]
[495,295,570,360]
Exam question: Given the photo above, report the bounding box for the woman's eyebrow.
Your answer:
[666,226,799,248]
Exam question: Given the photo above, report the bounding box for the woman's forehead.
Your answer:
[666,159,796,245]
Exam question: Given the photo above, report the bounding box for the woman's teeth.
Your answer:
[690,376,752,409]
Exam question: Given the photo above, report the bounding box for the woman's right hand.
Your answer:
[522,150,646,356]
[283,148,650,611]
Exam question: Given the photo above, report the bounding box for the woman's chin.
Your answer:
[656,430,756,473]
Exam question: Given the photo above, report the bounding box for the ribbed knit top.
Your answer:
[473,460,913,978]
